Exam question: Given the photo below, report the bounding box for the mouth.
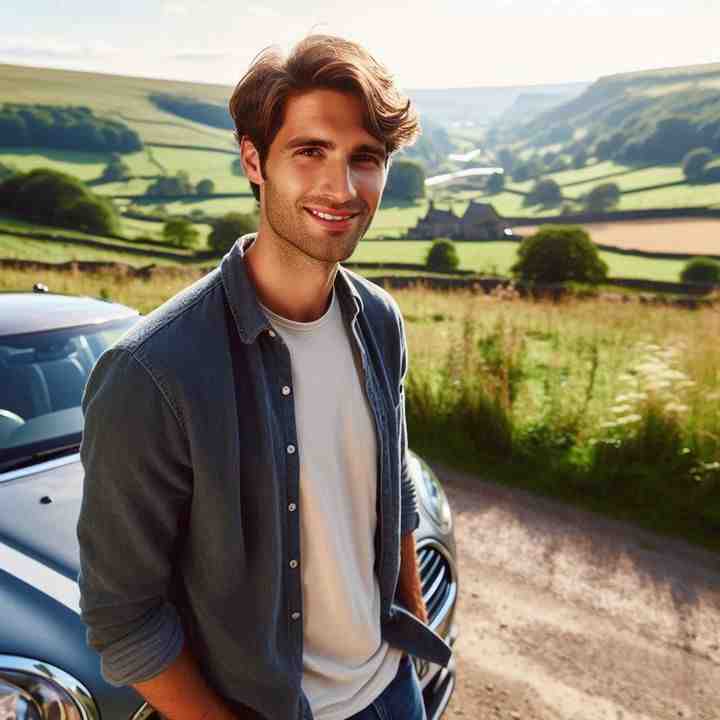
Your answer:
[303,206,361,231]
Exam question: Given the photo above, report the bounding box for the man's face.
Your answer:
[256,88,387,264]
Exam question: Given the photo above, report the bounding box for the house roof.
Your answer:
[461,201,500,222]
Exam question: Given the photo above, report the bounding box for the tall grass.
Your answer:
[399,286,720,549]
[4,266,719,549]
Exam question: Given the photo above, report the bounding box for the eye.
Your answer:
[354,154,381,165]
[297,148,322,158]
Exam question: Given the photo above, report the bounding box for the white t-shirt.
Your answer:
[258,287,403,720]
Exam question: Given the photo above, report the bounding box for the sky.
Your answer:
[1,1,719,90]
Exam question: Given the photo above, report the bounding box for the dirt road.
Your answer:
[434,462,720,720]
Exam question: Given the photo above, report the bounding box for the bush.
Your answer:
[511,225,608,284]
[680,257,720,285]
[486,172,504,194]
[208,212,258,254]
[425,239,459,272]
[196,178,215,195]
[385,159,426,201]
[101,154,131,182]
[0,167,119,235]
[0,161,16,181]
[163,218,200,249]
[682,147,713,182]
[584,182,621,213]
[62,197,120,235]
[147,171,195,196]
[525,178,562,208]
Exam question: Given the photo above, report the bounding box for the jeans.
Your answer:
[345,654,427,720]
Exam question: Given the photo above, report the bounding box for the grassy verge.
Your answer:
[399,287,720,553]
[4,265,719,553]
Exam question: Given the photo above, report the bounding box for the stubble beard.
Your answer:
[263,176,372,266]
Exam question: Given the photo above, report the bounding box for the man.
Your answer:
[76,34,451,720]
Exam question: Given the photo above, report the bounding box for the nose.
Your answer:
[320,156,358,205]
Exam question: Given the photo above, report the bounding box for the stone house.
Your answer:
[407,200,510,240]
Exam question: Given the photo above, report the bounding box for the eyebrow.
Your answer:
[284,136,387,160]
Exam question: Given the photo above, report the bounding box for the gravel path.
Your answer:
[433,461,720,720]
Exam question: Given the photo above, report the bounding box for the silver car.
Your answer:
[0,287,458,720]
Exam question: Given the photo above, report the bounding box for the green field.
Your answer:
[0,62,234,150]
[351,239,688,281]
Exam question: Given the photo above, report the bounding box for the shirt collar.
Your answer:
[220,232,364,345]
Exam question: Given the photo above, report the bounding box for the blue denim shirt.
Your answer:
[76,234,452,720]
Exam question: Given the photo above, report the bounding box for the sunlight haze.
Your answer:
[1,0,718,89]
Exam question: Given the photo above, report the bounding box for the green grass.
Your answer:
[614,181,720,210]
[0,231,194,266]
[0,214,214,262]
[0,146,165,180]
[144,146,250,194]
[0,62,235,150]
[351,239,688,281]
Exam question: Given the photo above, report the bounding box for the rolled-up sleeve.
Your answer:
[76,347,192,687]
[397,313,420,536]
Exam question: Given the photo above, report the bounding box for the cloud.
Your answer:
[162,2,192,16]
[0,36,114,60]
[171,49,231,62]
[246,4,280,17]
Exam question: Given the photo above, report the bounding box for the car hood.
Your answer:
[0,458,82,581]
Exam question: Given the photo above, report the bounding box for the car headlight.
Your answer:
[409,452,452,532]
[0,656,98,720]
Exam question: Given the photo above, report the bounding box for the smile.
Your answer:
[304,207,359,222]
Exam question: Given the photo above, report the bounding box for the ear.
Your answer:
[240,136,264,187]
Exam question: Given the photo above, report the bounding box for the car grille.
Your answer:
[417,542,455,625]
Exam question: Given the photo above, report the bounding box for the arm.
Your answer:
[77,348,195,689]
[397,532,428,624]
[131,643,238,720]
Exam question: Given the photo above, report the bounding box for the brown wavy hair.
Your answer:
[228,34,421,201]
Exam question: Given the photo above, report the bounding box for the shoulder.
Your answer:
[87,268,226,430]
[339,266,404,332]
[115,267,224,358]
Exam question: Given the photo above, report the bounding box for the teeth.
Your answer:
[309,208,351,221]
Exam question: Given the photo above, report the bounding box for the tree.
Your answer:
[497,148,515,173]
[512,157,542,183]
[62,197,120,235]
[425,239,459,272]
[486,172,505,194]
[0,161,16,181]
[196,178,216,195]
[583,182,621,213]
[231,157,244,176]
[511,225,608,284]
[525,178,562,208]
[680,257,720,285]
[572,149,588,169]
[163,218,200,249]
[147,171,195,197]
[682,147,713,182]
[208,212,258,254]
[101,153,131,182]
[384,159,426,201]
[0,167,119,235]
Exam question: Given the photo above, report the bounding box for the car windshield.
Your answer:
[0,317,138,472]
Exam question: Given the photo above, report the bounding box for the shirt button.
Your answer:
[268,329,276,338]
[289,559,298,568]
[287,444,296,454]
[282,385,291,396]
[291,612,301,620]
[288,502,297,512]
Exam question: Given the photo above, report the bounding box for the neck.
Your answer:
[244,227,338,323]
